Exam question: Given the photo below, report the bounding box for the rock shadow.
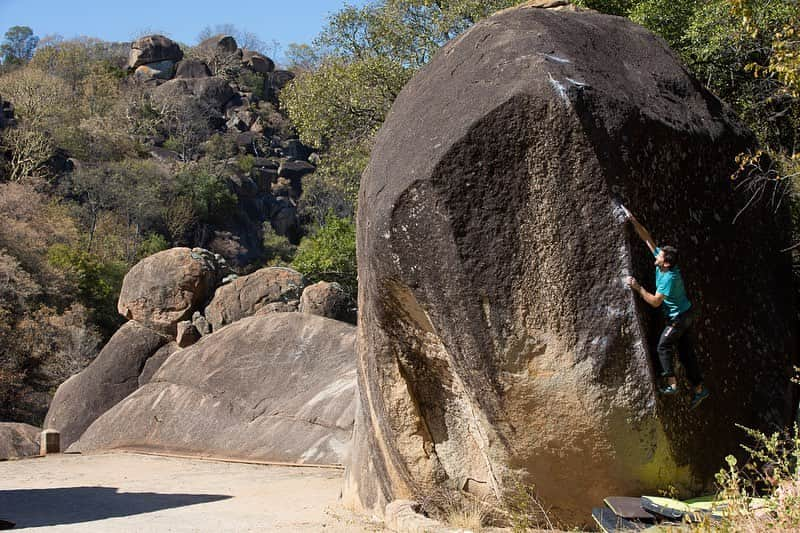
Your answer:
[0,486,230,528]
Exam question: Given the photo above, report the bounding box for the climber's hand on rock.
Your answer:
[627,276,640,291]
[621,204,633,221]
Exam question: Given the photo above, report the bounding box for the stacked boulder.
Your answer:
[129,35,184,80]
[45,247,357,465]
[126,34,314,268]
[344,2,796,527]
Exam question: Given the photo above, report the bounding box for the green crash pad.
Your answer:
[684,495,768,518]
[641,496,719,523]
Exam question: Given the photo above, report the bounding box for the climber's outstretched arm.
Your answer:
[626,210,656,254]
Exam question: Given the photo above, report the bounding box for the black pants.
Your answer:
[657,308,703,387]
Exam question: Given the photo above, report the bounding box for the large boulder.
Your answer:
[267,198,301,243]
[205,267,305,331]
[44,321,167,448]
[198,34,239,55]
[134,60,176,80]
[151,77,235,110]
[278,159,315,180]
[300,281,354,324]
[117,248,222,336]
[72,313,357,465]
[0,423,40,460]
[264,70,295,104]
[174,58,211,79]
[241,50,275,74]
[343,3,796,526]
[128,35,183,70]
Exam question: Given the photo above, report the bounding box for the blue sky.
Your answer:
[0,0,367,59]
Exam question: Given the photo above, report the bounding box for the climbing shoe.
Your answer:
[689,387,710,410]
[658,384,678,395]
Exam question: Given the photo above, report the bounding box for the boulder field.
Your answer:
[45,247,357,461]
[126,34,310,268]
[343,2,796,525]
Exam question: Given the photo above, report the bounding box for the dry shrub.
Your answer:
[445,496,490,531]
[0,247,101,423]
[417,487,497,531]
[415,478,559,532]
[502,478,558,532]
[0,180,80,296]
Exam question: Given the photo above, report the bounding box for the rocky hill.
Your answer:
[123,33,313,267]
[0,31,351,426]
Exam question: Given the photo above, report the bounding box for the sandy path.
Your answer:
[0,452,384,532]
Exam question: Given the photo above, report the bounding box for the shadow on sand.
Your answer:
[0,486,230,528]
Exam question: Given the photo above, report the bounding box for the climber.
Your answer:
[623,208,710,409]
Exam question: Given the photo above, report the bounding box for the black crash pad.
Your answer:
[592,507,649,532]
[604,496,656,521]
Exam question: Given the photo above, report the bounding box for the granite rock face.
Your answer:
[0,423,40,460]
[44,321,167,448]
[73,313,357,465]
[138,342,179,387]
[344,3,796,525]
[152,77,235,110]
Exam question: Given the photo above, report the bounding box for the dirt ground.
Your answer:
[0,452,385,532]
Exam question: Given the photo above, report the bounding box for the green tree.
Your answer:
[284,43,322,72]
[1,26,39,65]
[292,214,357,298]
[175,163,238,224]
[137,233,169,259]
[47,244,126,336]
[282,55,411,149]
[281,0,526,217]
[262,222,297,264]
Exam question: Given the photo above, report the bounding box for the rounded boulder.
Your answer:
[300,281,354,324]
[0,423,40,460]
[344,3,796,526]
[128,34,183,70]
[205,267,305,331]
[241,50,275,74]
[117,248,221,336]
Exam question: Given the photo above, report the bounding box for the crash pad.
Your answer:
[604,496,655,520]
[641,496,704,522]
[592,507,649,532]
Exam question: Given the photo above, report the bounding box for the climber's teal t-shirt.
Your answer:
[653,247,692,319]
